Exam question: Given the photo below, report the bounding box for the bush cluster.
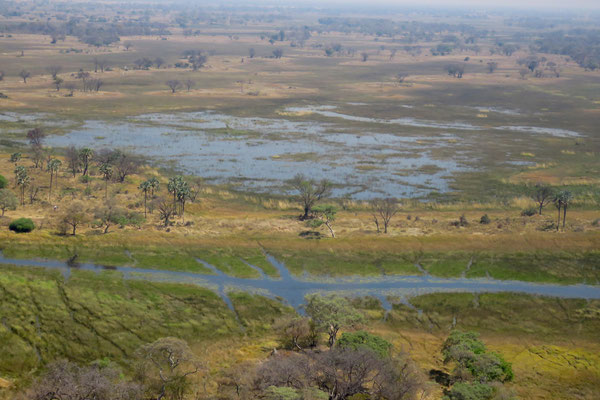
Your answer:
[9,218,35,233]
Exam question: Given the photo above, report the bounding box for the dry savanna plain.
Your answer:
[0,2,599,399]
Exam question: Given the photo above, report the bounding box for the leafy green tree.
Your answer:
[47,158,62,201]
[94,199,126,234]
[532,184,554,215]
[289,174,332,220]
[60,201,89,235]
[303,294,364,347]
[310,205,337,238]
[337,331,392,358]
[0,174,7,189]
[442,331,513,384]
[0,189,18,216]
[273,315,312,351]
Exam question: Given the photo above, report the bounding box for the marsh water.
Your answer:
[1,252,598,312]
[37,104,582,199]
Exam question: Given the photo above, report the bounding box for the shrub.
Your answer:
[444,382,495,400]
[337,331,392,358]
[0,174,7,189]
[9,218,35,233]
[521,207,537,217]
[480,214,491,225]
[451,214,469,227]
[592,218,600,227]
[539,222,557,231]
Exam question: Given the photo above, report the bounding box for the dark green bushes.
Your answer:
[9,218,35,233]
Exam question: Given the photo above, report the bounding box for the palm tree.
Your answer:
[554,190,574,231]
[14,165,26,188]
[99,163,113,199]
[16,172,30,206]
[47,159,62,201]
[167,176,184,214]
[559,190,573,229]
[554,193,562,230]
[176,181,190,222]
[139,180,151,218]
[148,177,160,196]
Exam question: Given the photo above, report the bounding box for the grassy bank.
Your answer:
[1,265,599,398]
[1,229,599,283]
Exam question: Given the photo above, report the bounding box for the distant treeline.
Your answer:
[0,19,170,46]
[535,30,600,70]
[316,17,486,38]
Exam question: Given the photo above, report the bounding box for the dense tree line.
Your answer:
[0,19,169,46]
[534,30,600,70]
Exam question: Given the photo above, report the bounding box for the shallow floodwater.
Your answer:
[46,110,467,199]
[40,105,582,198]
[1,253,598,312]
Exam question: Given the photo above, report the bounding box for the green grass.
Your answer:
[0,265,241,380]
[228,291,294,334]
[388,292,600,340]
[2,236,599,283]
[266,247,422,277]
[466,251,600,284]
[0,239,280,278]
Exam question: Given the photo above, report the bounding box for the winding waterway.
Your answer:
[1,252,599,312]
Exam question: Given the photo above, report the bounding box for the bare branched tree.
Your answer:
[184,79,195,92]
[166,80,181,93]
[371,198,399,234]
[135,337,202,400]
[47,65,62,79]
[29,359,142,400]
